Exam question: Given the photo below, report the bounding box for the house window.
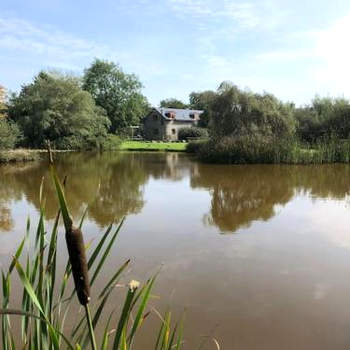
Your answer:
[153,114,158,121]
[165,112,175,119]
[172,129,176,135]
[153,128,159,135]
[189,113,197,119]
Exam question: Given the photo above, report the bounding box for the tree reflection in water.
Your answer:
[191,163,350,233]
[0,153,350,234]
[0,152,193,231]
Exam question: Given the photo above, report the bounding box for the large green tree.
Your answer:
[8,71,110,149]
[159,98,188,109]
[295,97,350,142]
[82,59,149,133]
[210,82,295,139]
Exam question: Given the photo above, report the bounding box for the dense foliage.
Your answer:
[186,83,350,164]
[295,97,350,142]
[209,82,295,139]
[8,72,110,149]
[83,59,149,134]
[0,118,21,149]
[178,126,208,141]
[160,98,188,109]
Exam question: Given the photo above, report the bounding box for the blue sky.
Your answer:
[1,0,350,106]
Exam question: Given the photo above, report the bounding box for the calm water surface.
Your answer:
[1,152,350,349]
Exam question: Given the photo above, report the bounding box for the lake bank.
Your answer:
[120,141,187,152]
[0,149,74,163]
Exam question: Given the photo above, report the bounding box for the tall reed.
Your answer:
[193,135,350,165]
[0,157,185,349]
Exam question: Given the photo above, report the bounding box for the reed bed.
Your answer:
[192,136,350,164]
[0,160,185,349]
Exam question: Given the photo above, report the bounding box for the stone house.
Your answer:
[143,107,203,141]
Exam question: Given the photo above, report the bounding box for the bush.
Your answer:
[99,134,122,150]
[186,139,207,153]
[178,127,208,141]
[0,118,21,149]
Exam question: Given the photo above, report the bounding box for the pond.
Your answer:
[1,152,350,349]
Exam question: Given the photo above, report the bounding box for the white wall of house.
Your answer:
[164,120,194,141]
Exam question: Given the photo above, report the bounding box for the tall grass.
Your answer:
[192,135,350,164]
[0,161,185,349]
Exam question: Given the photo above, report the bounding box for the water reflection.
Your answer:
[191,163,350,232]
[0,152,193,231]
[191,164,295,232]
[0,153,350,233]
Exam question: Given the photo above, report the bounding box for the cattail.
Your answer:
[65,226,90,305]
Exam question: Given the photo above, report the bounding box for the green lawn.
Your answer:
[120,141,187,152]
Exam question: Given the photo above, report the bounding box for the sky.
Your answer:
[1,0,350,106]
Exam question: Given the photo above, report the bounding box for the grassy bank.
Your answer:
[0,149,41,163]
[120,141,187,152]
[0,149,74,163]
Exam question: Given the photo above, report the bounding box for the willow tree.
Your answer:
[210,82,296,139]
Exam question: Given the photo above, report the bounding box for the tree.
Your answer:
[189,90,217,127]
[8,71,110,149]
[295,97,350,142]
[82,59,149,133]
[210,82,295,139]
[159,98,188,109]
[0,118,21,149]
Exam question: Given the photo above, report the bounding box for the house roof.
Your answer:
[155,107,203,121]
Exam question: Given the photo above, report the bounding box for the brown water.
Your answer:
[1,152,350,349]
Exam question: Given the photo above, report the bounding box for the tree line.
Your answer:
[161,82,350,163]
[0,59,149,150]
[1,60,350,161]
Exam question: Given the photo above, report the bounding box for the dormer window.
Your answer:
[165,112,175,119]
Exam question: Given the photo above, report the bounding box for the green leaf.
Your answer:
[14,259,44,315]
[50,165,72,230]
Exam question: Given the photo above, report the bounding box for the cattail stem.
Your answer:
[85,304,97,350]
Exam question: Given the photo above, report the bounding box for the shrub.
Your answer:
[99,134,122,150]
[186,139,207,153]
[0,118,21,149]
[178,127,208,141]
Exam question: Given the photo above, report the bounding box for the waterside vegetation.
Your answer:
[187,82,350,164]
[0,159,187,350]
[1,61,350,164]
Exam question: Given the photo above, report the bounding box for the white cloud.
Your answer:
[0,17,117,70]
[168,0,261,29]
[253,12,350,100]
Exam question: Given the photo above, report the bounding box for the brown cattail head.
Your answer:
[65,226,90,305]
